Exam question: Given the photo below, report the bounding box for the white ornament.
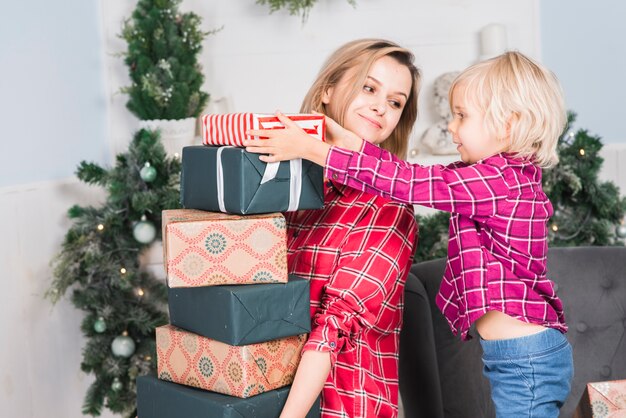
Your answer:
[420,72,460,155]
[111,334,136,358]
[133,217,156,244]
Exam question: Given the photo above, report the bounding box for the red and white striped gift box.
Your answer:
[202,113,325,147]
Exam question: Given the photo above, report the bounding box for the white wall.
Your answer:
[3,1,624,417]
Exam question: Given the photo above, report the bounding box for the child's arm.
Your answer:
[244,113,505,218]
[325,146,508,218]
[279,350,330,418]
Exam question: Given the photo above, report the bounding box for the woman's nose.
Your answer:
[370,100,386,115]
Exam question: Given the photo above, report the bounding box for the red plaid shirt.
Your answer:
[286,181,416,418]
[325,142,567,340]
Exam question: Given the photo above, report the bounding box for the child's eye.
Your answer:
[389,100,402,109]
[456,112,465,119]
[363,85,375,93]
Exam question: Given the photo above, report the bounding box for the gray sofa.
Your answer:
[399,246,626,418]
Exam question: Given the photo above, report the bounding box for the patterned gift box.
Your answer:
[169,275,310,345]
[156,325,306,398]
[162,209,288,288]
[202,113,325,146]
[181,145,324,215]
[137,374,321,418]
[574,379,626,418]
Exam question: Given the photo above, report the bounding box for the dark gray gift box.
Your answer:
[137,374,320,418]
[168,275,310,345]
[181,145,324,215]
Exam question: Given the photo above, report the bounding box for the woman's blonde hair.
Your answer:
[301,39,421,159]
[449,51,566,168]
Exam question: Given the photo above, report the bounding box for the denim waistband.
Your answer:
[480,328,568,360]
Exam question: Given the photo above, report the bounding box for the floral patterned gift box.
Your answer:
[162,209,288,287]
[574,379,626,418]
[156,324,306,398]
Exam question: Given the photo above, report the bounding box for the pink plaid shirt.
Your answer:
[325,141,567,340]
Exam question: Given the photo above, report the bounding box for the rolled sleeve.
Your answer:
[303,201,417,360]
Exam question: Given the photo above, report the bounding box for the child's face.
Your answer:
[323,55,412,145]
[448,84,508,164]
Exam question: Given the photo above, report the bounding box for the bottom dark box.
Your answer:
[137,374,320,418]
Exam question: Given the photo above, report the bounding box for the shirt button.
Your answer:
[332,173,338,180]
[329,342,336,349]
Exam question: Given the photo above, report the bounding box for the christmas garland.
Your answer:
[256,0,357,21]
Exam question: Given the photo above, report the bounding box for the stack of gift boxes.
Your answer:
[136,113,325,418]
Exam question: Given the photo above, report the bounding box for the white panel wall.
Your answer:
[100,0,543,157]
[12,1,626,417]
[0,181,116,418]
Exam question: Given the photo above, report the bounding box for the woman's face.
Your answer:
[323,55,412,145]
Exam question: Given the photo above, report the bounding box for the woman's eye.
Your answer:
[456,112,464,119]
[389,100,402,109]
[363,85,374,93]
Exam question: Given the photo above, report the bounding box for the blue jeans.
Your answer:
[480,328,574,418]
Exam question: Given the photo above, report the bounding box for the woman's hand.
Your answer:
[322,113,363,152]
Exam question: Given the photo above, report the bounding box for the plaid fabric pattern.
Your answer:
[325,142,567,340]
[287,181,416,417]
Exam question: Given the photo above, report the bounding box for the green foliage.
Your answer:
[413,211,449,262]
[543,112,626,246]
[256,0,356,21]
[414,112,626,262]
[120,0,218,120]
[47,129,181,417]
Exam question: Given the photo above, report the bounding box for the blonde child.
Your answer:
[273,39,419,418]
[245,51,573,418]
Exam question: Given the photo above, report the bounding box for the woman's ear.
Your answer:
[322,87,334,105]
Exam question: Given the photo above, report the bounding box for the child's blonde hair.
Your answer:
[301,39,421,159]
[449,51,566,168]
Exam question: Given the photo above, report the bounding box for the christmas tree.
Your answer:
[414,112,626,262]
[544,113,626,246]
[121,0,215,120]
[47,130,181,417]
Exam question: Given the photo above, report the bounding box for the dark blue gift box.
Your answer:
[137,374,321,418]
[181,145,324,215]
[168,275,311,345]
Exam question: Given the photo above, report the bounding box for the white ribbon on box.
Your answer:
[216,147,302,212]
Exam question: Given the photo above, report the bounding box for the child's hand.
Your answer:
[244,112,330,166]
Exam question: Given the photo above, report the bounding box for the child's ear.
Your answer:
[322,87,334,105]
[499,112,519,141]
